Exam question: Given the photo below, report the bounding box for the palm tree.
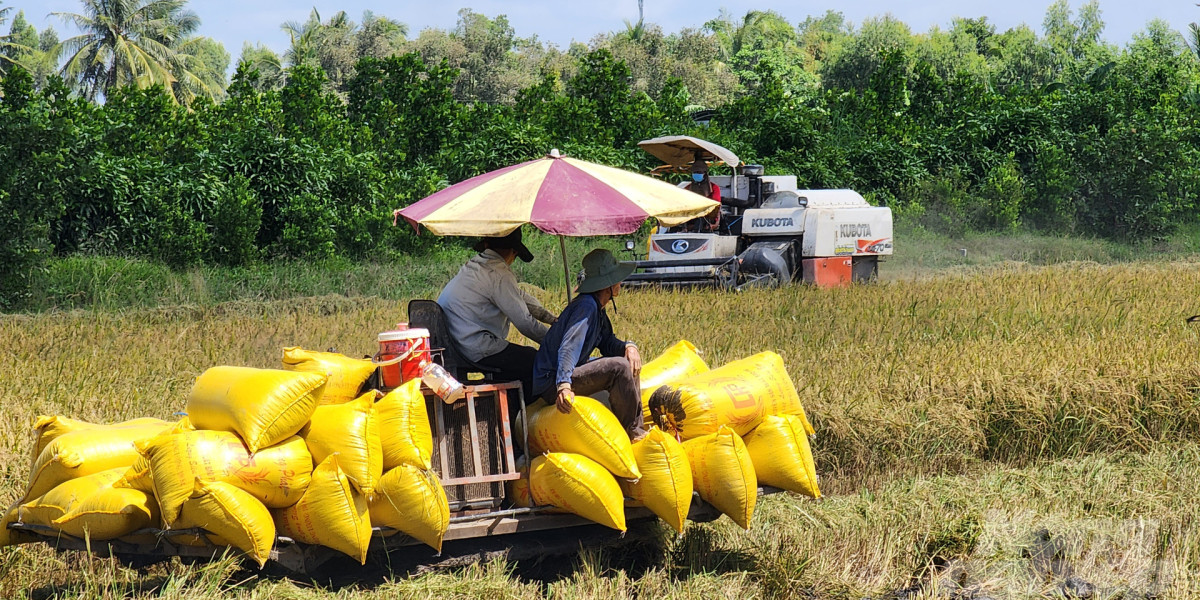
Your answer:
[705,9,796,64]
[54,0,217,103]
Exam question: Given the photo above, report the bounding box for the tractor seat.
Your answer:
[407,299,500,382]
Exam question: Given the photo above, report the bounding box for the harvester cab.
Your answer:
[628,136,894,288]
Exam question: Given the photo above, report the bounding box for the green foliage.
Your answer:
[2,4,1198,309]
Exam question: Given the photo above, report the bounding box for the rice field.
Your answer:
[2,258,1199,598]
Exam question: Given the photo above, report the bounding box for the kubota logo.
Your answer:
[750,217,794,227]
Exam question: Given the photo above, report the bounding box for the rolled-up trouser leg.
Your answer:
[569,357,645,439]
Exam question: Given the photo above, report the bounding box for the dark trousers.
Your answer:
[477,343,536,416]
[540,356,646,438]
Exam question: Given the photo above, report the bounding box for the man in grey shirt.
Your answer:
[437,229,556,403]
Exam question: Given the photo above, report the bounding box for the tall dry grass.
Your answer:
[1,259,1198,598]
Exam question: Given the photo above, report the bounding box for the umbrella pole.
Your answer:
[559,235,572,304]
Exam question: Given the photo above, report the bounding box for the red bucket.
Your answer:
[374,325,431,389]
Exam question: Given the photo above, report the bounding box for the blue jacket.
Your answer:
[532,293,628,396]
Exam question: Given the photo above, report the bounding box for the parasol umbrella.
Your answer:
[396,150,719,301]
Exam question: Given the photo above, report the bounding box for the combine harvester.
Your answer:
[628,136,894,288]
[6,307,806,578]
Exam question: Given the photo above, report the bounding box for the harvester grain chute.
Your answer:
[628,136,894,289]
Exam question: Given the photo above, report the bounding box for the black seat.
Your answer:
[407,299,500,382]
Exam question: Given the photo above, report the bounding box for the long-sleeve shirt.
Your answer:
[532,293,629,396]
[437,250,556,362]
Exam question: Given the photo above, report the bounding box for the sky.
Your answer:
[6,0,1198,62]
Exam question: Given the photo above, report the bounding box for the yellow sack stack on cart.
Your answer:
[743,415,820,499]
[370,463,450,552]
[529,453,626,531]
[282,347,376,405]
[649,351,796,440]
[620,427,693,533]
[301,392,383,496]
[186,366,326,453]
[275,456,372,564]
[526,396,640,480]
[683,426,757,530]
[174,480,275,567]
[376,379,433,470]
[639,340,709,422]
[18,468,126,531]
[135,430,312,525]
[25,420,175,501]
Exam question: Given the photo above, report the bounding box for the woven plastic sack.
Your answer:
[649,351,798,440]
[682,426,757,529]
[620,427,693,533]
[639,341,709,421]
[743,415,820,499]
[275,456,371,564]
[0,502,37,547]
[760,385,816,436]
[19,468,126,531]
[527,396,640,480]
[530,453,625,531]
[136,430,312,525]
[376,379,433,470]
[186,365,326,453]
[174,480,275,567]
[52,484,160,540]
[113,417,198,494]
[31,416,169,462]
[25,420,173,501]
[301,392,382,496]
[370,463,450,552]
[282,347,376,405]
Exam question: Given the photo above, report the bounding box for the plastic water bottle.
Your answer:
[422,362,465,404]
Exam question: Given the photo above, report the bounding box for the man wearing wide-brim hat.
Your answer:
[531,249,646,441]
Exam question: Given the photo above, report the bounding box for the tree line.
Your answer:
[0,0,1197,308]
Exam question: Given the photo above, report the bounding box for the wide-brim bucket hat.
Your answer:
[577,249,636,294]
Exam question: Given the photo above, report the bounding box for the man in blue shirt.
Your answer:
[531,249,646,441]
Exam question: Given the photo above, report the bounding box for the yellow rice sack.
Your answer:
[760,388,816,436]
[275,456,371,564]
[115,456,154,493]
[113,417,198,494]
[376,379,433,470]
[26,421,173,501]
[301,392,382,496]
[175,480,275,567]
[743,415,820,498]
[507,475,534,509]
[52,485,160,540]
[19,468,126,531]
[0,501,38,547]
[31,416,169,461]
[649,351,797,440]
[620,428,693,533]
[282,346,376,405]
[683,426,757,529]
[529,453,625,531]
[639,340,709,421]
[527,396,640,480]
[370,463,450,552]
[137,430,312,525]
[186,365,326,453]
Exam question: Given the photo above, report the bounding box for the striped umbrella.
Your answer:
[397,150,719,298]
